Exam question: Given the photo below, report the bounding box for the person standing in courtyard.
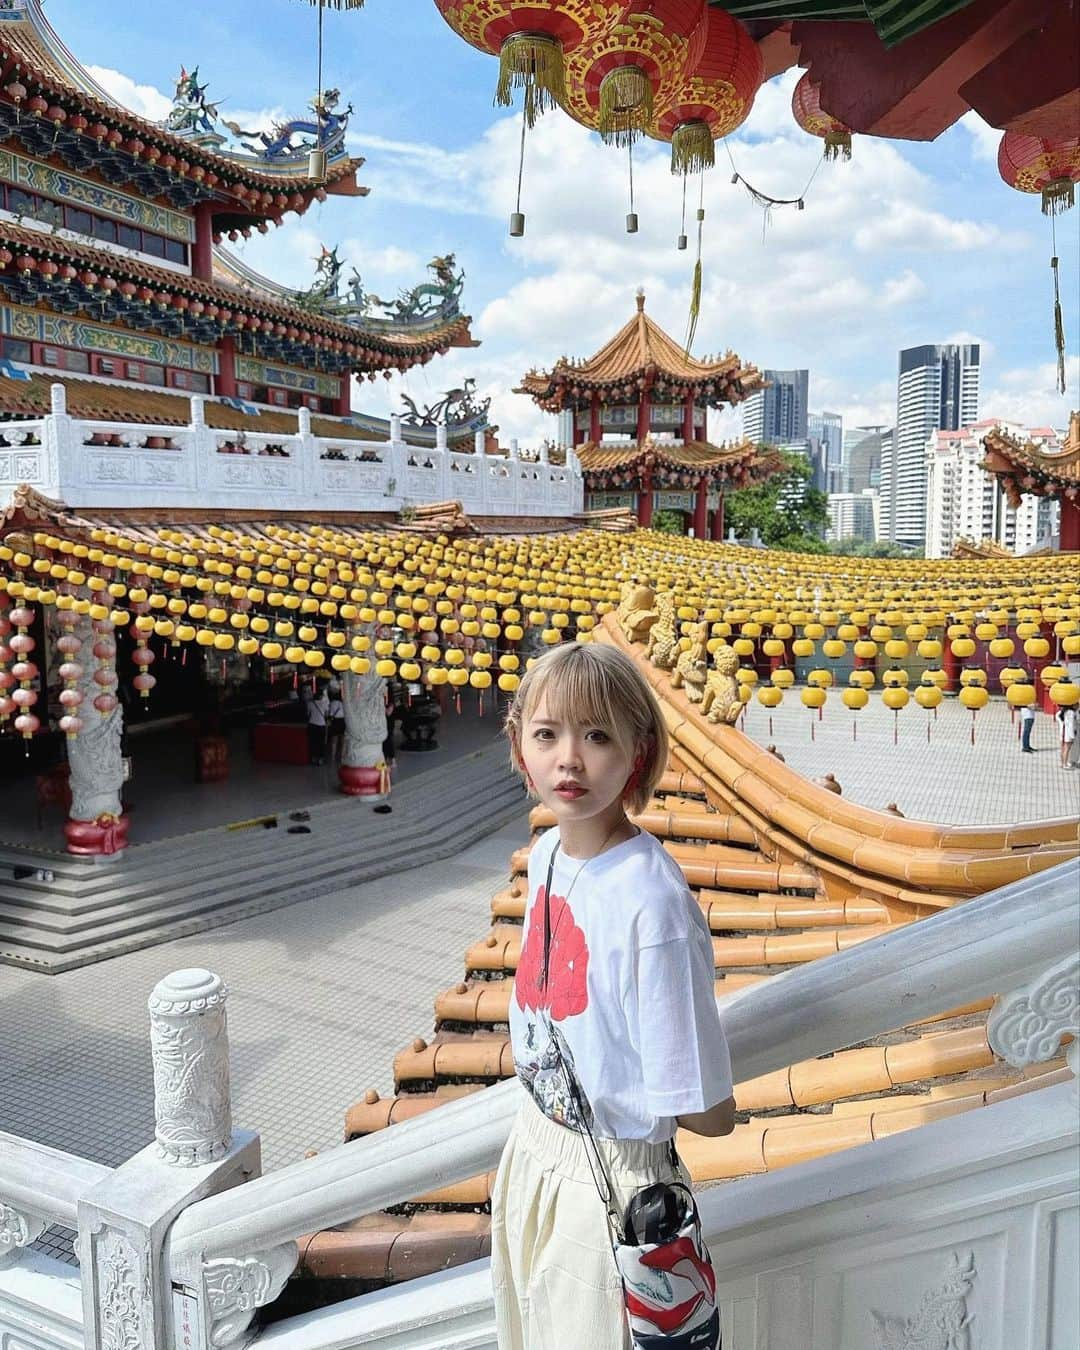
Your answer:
[327,681,346,765]
[306,682,330,766]
[494,643,733,1350]
[1020,699,1037,753]
[1058,702,1077,768]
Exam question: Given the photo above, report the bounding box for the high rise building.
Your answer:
[826,491,878,544]
[845,427,888,494]
[741,369,809,445]
[808,411,843,469]
[884,343,980,549]
[924,419,1060,559]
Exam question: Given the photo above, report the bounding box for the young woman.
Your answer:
[494,642,735,1350]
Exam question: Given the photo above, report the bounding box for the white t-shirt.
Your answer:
[306,692,329,727]
[508,826,732,1143]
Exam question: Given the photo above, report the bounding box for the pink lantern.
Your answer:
[93,667,118,687]
[9,633,35,655]
[133,672,157,697]
[12,687,37,708]
[93,692,119,715]
[56,633,82,655]
[59,687,84,708]
[0,695,15,722]
[12,661,38,683]
[14,712,40,740]
[58,662,84,683]
[93,639,117,660]
[58,714,84,738]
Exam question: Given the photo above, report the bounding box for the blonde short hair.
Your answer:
[504,642,669,815]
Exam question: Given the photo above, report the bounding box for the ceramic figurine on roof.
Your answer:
[982,412,1080,553]
[400,377,491,431]
[368,254,465,325]
[517,290,778,535]
[164,67,226,148]
[222,89,353,165]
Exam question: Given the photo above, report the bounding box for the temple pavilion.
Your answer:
[982,411,1080,553]
[517,292,780,536]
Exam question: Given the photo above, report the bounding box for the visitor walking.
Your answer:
[327,682,345,764]
[493,643,733,1350]
[305,683,329,765]
[1020,700,1037,753]
[1059,703,1077,769]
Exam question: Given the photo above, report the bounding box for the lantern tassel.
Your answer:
[970,710,976,746]
[1041,177,1075,217]
[671,120,714,176]
[685,179,706,354]
[824,130,852,162]
[497,34,565,128]
[598,65,652,147]
[894,711,899,746]
[1051,254,1066,395]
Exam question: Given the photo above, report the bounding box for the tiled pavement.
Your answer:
[0,815,530,1189]
[739,694,1080,825]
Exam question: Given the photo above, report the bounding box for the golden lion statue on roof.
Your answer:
[700,642,743,725]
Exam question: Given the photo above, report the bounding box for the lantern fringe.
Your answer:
[1051,254,1066,395]
[824,130,852,161]
[671,121,714,176]
[497,34,565,128]
[598,66,652,147]
[300,0,365,8]
[1041,177,1075,217]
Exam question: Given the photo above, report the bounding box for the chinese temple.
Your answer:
[0,0,474,435]
[982,411,1080,553]
[517,291,778,535]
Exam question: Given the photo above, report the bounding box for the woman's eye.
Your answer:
[586,730,608,742]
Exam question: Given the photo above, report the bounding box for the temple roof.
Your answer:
[0,4,362,200]
[517,293,763,411]
[981,412,1080,507]
[578,436,782,488]
[0,221,475,369]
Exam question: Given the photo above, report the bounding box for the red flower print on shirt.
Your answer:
[515,885,590,1020]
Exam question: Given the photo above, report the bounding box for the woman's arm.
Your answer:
[677,1094,736,1137]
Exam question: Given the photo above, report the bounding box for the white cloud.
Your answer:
[958,111,1001,163]
[853,202,999,253]
[980,356,1080,430]
[881,270,927,306]
[86,65,172,122]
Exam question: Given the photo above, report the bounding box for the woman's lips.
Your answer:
[554,785,587,799]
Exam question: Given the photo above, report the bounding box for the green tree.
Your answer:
[652,509,686,536]
[725,449,829,551]
[829,538,918,558]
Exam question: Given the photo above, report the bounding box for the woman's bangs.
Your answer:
[525,653,619,738]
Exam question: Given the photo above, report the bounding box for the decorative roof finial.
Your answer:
[636,288,646,312]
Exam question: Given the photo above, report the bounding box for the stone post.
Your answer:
[339,625,392,796]
[435,423,448,452]
[78,970,270,1350]
[44,380,77,498]
[149,970,232,1165]
[390,413,403,444]
[64,612,129,856]
[190,394,206,428]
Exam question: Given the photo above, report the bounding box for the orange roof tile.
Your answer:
[517,293,762,409]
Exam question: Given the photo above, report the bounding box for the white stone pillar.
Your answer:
[190,394,206,428]
[390,413,403,444]
[149,969,232,1165]
[435,423,448,452]
[65,612,128,855]
[475,429,487,457]
[339,625,392,796]
[44,380,76,497]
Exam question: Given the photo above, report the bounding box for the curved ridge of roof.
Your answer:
[518,292,763,403]
[983,413,1080,482]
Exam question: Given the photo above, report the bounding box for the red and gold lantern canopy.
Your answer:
[998,133,1080,215]
[563,0,708,147]
[652,5,762,174]
[433,1,627,127]
[791,73,853,161]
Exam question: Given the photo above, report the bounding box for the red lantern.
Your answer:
[69,113,88,134]
[119,281,137,299]
[998,133,1080,215]
[47,105,67,127]
[89,122,108,142]
[144,144,161,163]
[652,6,762,173]
[564,0,708,147]
[434,0,626,127]
[27,94,48,117]
[792,74,853,160]
[80,269,99,288]
[105,127,123,147]
[4,81,27,105]
[59,264,78,284]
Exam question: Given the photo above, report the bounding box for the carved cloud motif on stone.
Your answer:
[204,1244,297,1349]
[0,1201,48,1267]
[987,951,1080,1071]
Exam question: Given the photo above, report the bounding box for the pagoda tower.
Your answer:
[517,292,777,537]
[982,413,1080,552]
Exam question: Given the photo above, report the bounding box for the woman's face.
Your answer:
[519,695,634,823]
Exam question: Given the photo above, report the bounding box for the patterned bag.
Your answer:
[539,847,721,1349]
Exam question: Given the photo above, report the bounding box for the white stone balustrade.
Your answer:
[0,861,1075,1350]
[0,384,585,517]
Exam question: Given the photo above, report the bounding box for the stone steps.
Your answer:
[0,745,527,973]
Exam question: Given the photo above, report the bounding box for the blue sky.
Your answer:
[47,0,1080,444]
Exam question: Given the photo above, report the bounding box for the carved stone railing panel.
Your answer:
[988,952,1080,1075]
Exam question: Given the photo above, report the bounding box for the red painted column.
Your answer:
[693,476,708,537]
[1060,496,1080,551]
[943,635,961,693]
[216,337,237,397]
[683,392,695,442]
[636,381,652,442]
[638,471,653,528]
[711,492,725,540]
[590,392,601,444]
[337,373,353,418]
[192,201,215,282]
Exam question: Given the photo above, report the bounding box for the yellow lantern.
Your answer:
[375,659,397,678]
[1049,680,1080,707]
[1024,636,1050,659]
[882,686,909,709]
[426,666,447,685]
[884,638,909,660]
[975,622,998,641]
[542,628,562,645]
[498,672,520,693]
[849,668,875,689]
[1006,681,1037,707]
[757,685,782,708]
[853,639,878,661]
[737,668,758,687]
[842,686,868,710]
[331,653,351,672]
[915,684,942,710]
[807,669,833,688]
[763,638,786,658]
[989,637,1015,660]
[771,668,795,688]
[950,637,976,659]
[917,639,943,660]
[792,638,815,658]
[960,668,987,687]
[1039,664,1067,686]
[959,684,988,709]
[883,668,909,687]
[822,639,845,660]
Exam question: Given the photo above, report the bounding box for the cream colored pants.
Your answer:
[491,1094,688,1350]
